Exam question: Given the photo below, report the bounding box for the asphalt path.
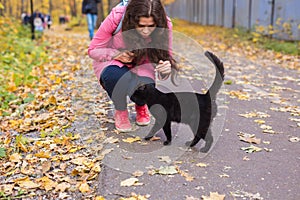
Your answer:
[60,26,300,200]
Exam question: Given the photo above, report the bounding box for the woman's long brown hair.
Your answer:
[121,0,178,84]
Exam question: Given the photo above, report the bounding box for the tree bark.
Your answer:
[96,2,104,28]
[73,0,77,17]
[0,0,3,16]
[69,0,77,17]
[108,0,120,12]
[49,0,53,15]
[21,0,25,13]
[30,0,35,40]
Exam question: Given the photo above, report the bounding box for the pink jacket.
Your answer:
[88,6,173,81]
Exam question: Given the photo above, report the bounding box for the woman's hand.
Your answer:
[156,60,171,75]
[113,50,135,63]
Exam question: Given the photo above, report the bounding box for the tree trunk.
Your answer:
[69,0,76,17]
[49,0,53,15]
[25,0,30,15]
[73,0,77,17]
[96,2,104,28]
[21,0,25,13]
[8,0,12,17]
[0,0,3,16]
[108,0,120,12]
[62,0,67,15]
[30,0,35,40]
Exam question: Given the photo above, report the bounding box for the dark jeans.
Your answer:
[100,65,155,110]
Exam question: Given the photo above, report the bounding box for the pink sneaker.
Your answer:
[135,104,151,125]
[114,110,132,132]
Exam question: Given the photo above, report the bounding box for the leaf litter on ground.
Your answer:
[238,132,261,144]
[0,27,110,199]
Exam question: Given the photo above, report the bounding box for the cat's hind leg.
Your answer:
[144,104,167,141]
[162,121,172,145]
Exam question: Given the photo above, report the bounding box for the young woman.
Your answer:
[88,0,178,132]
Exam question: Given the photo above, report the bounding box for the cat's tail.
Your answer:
[186,51,224,148]
[204,51,225,99]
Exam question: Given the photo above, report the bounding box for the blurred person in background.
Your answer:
[82,0,101,40]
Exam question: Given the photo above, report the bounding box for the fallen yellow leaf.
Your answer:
[122,136,141,143]
[79,181,90,193]
[9,153,22,163]
[17,140,28,152]
[120,178,139,187]
[7,82,17,92]
[219,173,230,178]
[35,151,51,158]
[41,160,52,173]
[177,167,194,182]
[120,193,150,200]
[227,90,250,100]
[55,182,70,192]
[202,192,225,200]
[238,132,261,144]
[196,163,208,167]
[47,95,57,105]
[254,119,265,124]
[263,129,276,134]
[71,157,88,165]
[36,176,58,191]
[14,177,40,189]
[92,164,101,173]
[132,170,144,177]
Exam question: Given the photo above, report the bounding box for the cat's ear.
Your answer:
[145,84,155,90]
[137,84,146,91]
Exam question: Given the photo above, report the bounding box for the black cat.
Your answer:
[132,51,225,148]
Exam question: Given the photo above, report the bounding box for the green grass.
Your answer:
[263,39,299,55]
[231,27,300,55]
[0,17,48,113]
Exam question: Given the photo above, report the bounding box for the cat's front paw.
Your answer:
[163,140,171,145]
[185,141,193,147]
